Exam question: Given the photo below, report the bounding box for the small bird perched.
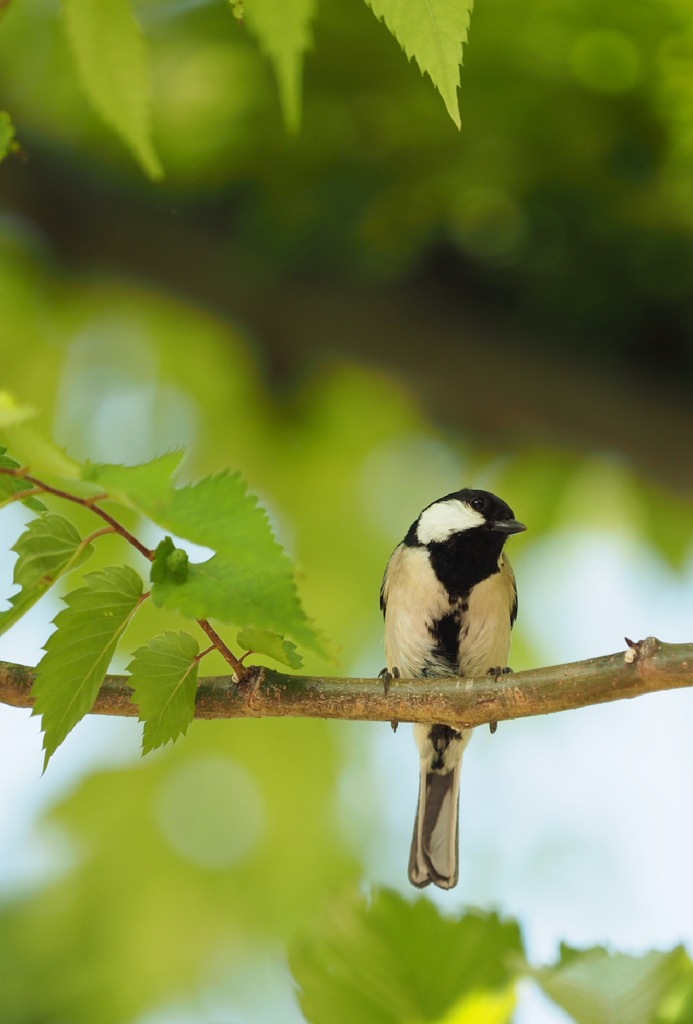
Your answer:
[380,488,525,890]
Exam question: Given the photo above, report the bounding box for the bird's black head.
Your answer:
[403,488,526,599]
[407,488,526,546]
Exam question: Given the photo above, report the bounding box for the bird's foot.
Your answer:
[487,665,513,678]
[378,666,400,732]
[378,665,400,695]
[486,666,512,734]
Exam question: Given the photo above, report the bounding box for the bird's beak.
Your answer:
[491,518,527,535]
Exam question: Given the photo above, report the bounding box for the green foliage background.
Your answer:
[1,0,693,1021]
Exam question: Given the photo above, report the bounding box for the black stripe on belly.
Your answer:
[428,610,463,670]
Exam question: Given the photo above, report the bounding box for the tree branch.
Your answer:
[0,638,691,727]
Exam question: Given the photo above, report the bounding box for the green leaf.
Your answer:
[81,451,185,507]
[0,111,18,163]
[237,626,303,669]
[290,888,523,1024]
[0,515,94,637]
[128,631,199,754]
[85,463,322,654]
[32,565,144,768]
[152,551,321,651]
[534,944,689,1024]
[244,0,317,131]
[362,0,473,128]
[61,0,163,178]
[0,449,47,512]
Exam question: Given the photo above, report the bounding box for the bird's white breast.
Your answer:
[383,545,452,678]
[382,545,516,679]
[457,564,514,676]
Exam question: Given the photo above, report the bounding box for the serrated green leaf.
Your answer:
[362,0,473,128]
[289,889,523,1024]
[152,551,321,652]
[237,626,303,669]
[0,111,17,163]
[127,631,199,754]
[0,515,94,637]
[534,945,688,1024]
[81,451,185,507]
[62,0,163,178]
[87,465,322,654]
[244,0,317,131]
[32,565,144,768]
[0,450,47,512]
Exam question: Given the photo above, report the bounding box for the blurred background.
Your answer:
[1,0,693,1020]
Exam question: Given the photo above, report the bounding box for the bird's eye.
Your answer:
[470,496,486,512]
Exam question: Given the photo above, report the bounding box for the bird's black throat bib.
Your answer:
[426,528,505,601]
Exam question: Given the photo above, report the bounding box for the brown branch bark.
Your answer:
[0,638,691,727]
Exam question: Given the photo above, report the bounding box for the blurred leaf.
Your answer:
[362,0,472,128]
[657,960,693,1023]
[0,390,35,426]
[128,630,199,754]
[32,565,144,767]
[439,988,516,1024]
[0,717,356,1023]
[290,888,523,1024]
[62,0,163,178]
[639,481,693,570]
[230,0,245,22]
[0,447,47,512]
[0,514,94,637]
[244,0,317,130]
[237,625,303,668]
[534,943,689,1024]
[0,111,17,162]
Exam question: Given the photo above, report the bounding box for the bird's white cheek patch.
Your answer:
[416,500,485,544]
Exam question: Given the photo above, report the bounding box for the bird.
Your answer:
[380,488,525,890]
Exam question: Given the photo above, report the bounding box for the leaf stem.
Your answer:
[82,525,119,546]
[197,618,249,679]
[0,486,45,507]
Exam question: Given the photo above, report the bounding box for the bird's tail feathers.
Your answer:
[408,763,461,889]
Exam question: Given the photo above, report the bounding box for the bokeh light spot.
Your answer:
[155,756,266,869]
[570,31,641,94]
[359,434,465,537]
[451,187,527,265]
